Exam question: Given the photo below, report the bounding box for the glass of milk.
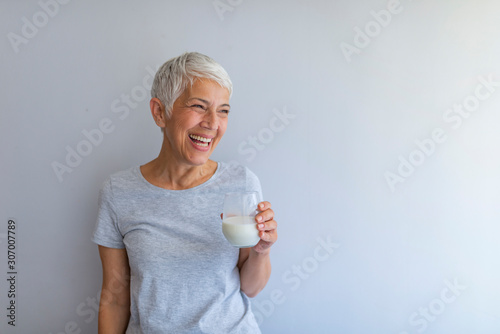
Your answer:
[222,192,261,248]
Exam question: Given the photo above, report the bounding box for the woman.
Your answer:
[92,52,278,333]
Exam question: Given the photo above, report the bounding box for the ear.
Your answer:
[150,98,167,128]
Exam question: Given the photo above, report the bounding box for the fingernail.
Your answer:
[257,216,263,222]
[259,224,264,229]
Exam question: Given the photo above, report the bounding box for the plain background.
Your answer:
[1,0,500,333]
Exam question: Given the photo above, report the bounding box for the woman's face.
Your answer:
[163,78,230,166]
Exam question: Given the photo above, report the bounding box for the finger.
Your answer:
[259,229,277,243]
[255,208,274,223]
[259,230,278,248]
[257,219,277,232]
[220,213,223,220]
[258,201,271,211]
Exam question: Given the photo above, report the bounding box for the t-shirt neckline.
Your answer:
[134,162,222,193]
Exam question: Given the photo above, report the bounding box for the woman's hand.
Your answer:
[253,201,278,254]
[235,200,277,297]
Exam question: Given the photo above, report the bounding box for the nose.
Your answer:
[200,109,218,130]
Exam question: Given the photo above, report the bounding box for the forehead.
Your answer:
[182,79,230,101]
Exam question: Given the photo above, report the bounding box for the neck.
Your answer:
[140,136,216,190]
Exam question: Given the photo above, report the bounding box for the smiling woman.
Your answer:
[147,78,230,172]
[91,52,278,334]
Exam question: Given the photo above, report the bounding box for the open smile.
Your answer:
[188,134,213,149]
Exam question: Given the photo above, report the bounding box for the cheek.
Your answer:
[173,117,197,135]
[219,119,228,135]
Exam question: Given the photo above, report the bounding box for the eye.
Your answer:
[191,104,205,109]
[219,109,230,114]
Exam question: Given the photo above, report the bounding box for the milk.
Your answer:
[222,216,260,248]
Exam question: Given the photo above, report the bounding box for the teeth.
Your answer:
[194,141,208,147]
[189,134,212,143]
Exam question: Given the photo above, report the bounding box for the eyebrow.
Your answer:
[188,98,230,109]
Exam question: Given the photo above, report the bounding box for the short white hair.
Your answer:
[151,52,233,118]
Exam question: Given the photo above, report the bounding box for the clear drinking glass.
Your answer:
[222,192,261,248]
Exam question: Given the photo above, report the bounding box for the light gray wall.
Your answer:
[2,0,499,333]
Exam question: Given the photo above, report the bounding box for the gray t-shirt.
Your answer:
[92,161,262,334]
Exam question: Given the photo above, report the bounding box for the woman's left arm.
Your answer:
[238,201,278,298]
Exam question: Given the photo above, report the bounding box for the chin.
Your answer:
[188,155,211,166]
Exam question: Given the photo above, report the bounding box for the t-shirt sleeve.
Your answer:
[245,167,264,202]
[91,178,125,249]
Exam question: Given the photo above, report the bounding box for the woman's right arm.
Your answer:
[98,245,131,334]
